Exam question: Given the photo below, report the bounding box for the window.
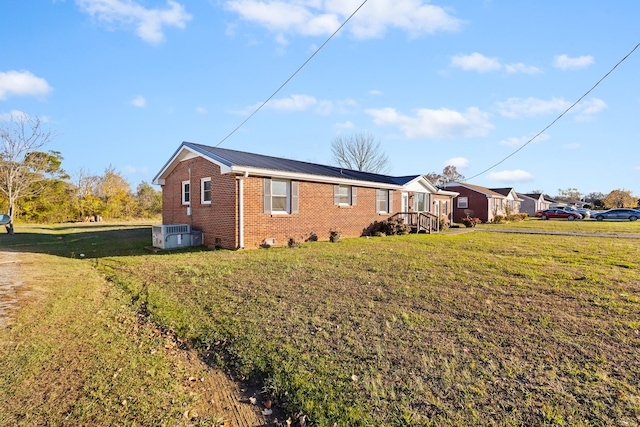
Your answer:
[334,185,357,206]
[415,192,427,212]
[457,196,468,209]
[182,181,190,205]
[201,178,211,204]
[263,178,299,214]
[442,200,448,215]
[376,189,391,213]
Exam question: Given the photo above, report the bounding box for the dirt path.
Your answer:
[0,251,23,329]
[0,250,270,427]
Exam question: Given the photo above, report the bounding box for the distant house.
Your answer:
[518,193,551,216]
[442,182,509,223]
[489,188,523,214]
[153,142,458,249]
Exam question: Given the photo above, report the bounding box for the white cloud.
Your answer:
[369,89,383,96]
[563,143,581,150]
[266,94,317,111]
[574,98,607,121]
[497,96,607,120]
[0,110,31,122]
[76,0,192,44]
[504,62,542,74]
[224,0,463,40]
[496,97,572,119]
[554,54,594,70]
[335,120,355,129]
[195,106,208,114]
[499,133,550,147]
[450,52,501,73]
[450,53,540,74]
[131,95,146,107]
[365,106,493,138]
[0,70,52,100]
[488,169,534,183]
[444,157,469,170]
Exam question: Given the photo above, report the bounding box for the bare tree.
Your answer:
[0,114,57,233]
[425,165,465,187]
[331,132,389,174]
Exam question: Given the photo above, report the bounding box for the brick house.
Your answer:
[153,142,458,249]
[442,182,510,223]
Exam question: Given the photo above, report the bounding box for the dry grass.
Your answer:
[1,222,639,426]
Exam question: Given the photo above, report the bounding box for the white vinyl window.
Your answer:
[182,181,190,205]
[334,185,357,206]
[376,189,390,213]
[457,196,468,209]
[415,192,427,212]
[201,178,212,204]
[263,178,299,214]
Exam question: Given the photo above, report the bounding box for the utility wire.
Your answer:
[465,41,640,182]
[214,0,369,148]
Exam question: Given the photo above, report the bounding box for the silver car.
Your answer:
[592,208,640,221]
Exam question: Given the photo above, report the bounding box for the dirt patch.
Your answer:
[0,251,25,329]
[0,250,270,427]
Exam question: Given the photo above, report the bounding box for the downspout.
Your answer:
[238,171,249,249]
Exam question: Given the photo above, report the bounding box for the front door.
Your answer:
[401,193,409,223]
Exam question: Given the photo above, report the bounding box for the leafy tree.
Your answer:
[555,187,582,202]
[136,181,162,218]
[584,191,606,208]
[603,189,637,208]
[20,179,75,223]
[426,165,465,187]
[97,165,136,219]
[331,132,389,173]
[0,115,64,233]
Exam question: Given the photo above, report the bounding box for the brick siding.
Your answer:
[162,158,401,249]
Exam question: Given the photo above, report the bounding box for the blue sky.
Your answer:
[2,0,639,197]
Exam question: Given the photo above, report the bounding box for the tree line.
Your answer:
[0,115,161,231]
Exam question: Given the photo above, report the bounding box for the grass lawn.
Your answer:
[1,220,639,426]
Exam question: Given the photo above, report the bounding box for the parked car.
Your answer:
[535,209,583,220]
[556,206,592,218]
[592,208,640,221]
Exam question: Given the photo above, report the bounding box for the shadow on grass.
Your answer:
[0,223,210,259]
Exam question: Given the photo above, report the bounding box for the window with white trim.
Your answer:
[182,181,190,205]
[376,189,390,213]
[334,185,357,206]
[201,177,212,204]
[263,178,299,214]
[415,192,427,212]
[457,196,468,209]
[442,200,448,215]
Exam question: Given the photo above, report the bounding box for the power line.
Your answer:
[214,0,369,148]
[465,41,640,182]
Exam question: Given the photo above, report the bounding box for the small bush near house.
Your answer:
[439,215,450,231]
[329,230,341,242]
[288,237,301,248]
[306,232,318,242]
[461,217,482,228]
[492,215,506,224]
[366,217,410,236]
[505,213,528,221]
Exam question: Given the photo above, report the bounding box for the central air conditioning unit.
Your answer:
[152,224,192,249]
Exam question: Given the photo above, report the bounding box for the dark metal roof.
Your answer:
[489,187,515,196]
[186,142,419,186]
